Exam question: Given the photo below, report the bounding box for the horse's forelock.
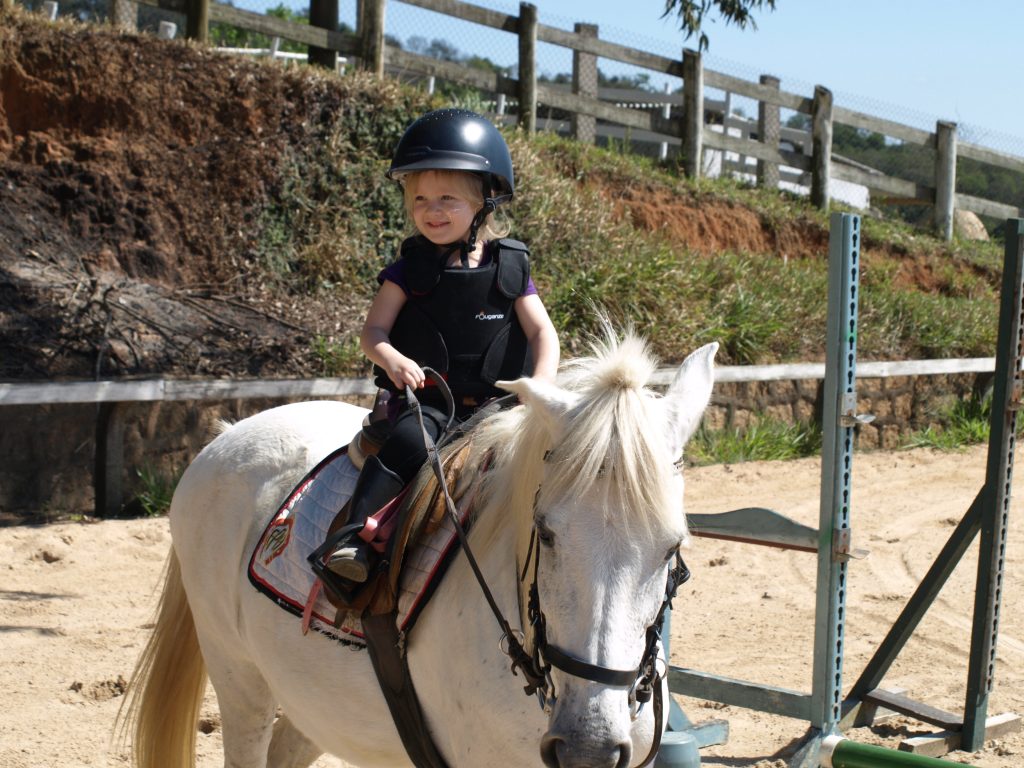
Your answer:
[473,330,679,546]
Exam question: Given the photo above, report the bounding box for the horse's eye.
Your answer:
[537,523,555,547]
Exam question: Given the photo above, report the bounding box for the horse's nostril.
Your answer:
[539,733,562,768]
[540,732,632,768]
[615,740,632,768]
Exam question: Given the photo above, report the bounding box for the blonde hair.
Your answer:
[400,170,511,242]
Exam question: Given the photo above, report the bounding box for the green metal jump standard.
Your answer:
[660,214,1022,766]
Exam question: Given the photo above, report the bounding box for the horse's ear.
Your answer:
[663,342,718,459]
[496,377,579,433]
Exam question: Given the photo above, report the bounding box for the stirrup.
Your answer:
[309,522,379,604]
[326,544,373,582]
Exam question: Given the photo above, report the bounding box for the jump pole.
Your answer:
[820,735,977,768]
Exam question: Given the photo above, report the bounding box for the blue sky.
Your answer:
[368,0,1021,155]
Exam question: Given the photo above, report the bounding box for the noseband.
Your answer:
[517,525,690,711]
[407,377,690,767]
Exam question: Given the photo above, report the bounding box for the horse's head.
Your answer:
[492,330,717,768]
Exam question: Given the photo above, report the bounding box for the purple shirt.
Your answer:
[378,241,538,297]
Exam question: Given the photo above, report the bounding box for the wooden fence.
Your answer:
[0,357,996,516]
[100,0,1024,241]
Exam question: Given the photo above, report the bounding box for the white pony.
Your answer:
[119,329,717,768]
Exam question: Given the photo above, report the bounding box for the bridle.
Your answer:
[408,373,690,767]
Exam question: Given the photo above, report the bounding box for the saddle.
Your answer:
[317,435,478,626]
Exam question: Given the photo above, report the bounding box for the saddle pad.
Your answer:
[247,447,469,645]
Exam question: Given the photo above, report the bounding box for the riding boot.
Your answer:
[325,455,405,582]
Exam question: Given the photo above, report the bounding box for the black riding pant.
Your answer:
[375,404,448,483]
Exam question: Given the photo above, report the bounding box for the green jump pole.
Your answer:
[821,735,976,768]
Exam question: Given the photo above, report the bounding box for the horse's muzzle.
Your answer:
[539,729,632,768]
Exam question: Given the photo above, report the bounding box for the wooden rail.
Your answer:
[125,0,1021,240]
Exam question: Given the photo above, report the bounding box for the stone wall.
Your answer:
[0,395,373,522]
[706,372,991,450]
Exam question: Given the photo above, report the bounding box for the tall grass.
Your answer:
[247,78,1004,380]
[686,416,823,465]
[904,393,993,450]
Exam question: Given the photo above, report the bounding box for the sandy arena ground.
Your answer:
[1,444,1021,767]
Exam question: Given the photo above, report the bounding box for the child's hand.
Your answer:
[383,354,426,391]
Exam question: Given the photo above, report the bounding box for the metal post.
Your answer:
[795,212,861,767]
[821,735,975,768]
[962,219,1023,748]
[659,82,671,161]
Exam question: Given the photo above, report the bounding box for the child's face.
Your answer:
[407,171,482,246]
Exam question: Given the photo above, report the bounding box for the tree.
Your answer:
[662,0,776,51]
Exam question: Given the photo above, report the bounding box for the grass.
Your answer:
[134,465,180,517]
[904,393,994,451]
[311,334,367,377]
[686,416,823,465]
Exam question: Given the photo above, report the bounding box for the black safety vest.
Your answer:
[373,236,531,407]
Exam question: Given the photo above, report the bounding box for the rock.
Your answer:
[954,209,989,241]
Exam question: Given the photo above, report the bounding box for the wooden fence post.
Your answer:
[361,0,385,77]
[110,0,138,31]
[517,2,537,134]
[758,74,781,190]
[681,48,703,178]
[571,22,598,144]
[934,120,958,242]
[185,0,208,43]
[811,85,833,210]
[95,403,126,518]
[308,0,339,70]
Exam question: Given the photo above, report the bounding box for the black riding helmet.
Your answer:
[387,108,514,206]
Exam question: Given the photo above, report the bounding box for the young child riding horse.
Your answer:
[323,108,560,589]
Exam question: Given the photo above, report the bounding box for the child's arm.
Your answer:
[514,293,560,383]
[360,280,426,390]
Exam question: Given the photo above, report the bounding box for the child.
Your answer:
[325,108,560,584]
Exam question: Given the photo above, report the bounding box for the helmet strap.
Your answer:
[465,197,498,258]
[437,197,499,268]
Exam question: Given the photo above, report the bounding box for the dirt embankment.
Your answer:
[1,13,370,380]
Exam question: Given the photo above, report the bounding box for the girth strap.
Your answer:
[361,612,450,768]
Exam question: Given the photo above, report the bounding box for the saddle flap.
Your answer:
[367,439,477,617]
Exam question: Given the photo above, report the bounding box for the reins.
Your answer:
[407,372,548,697]
[407,370,689,767]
